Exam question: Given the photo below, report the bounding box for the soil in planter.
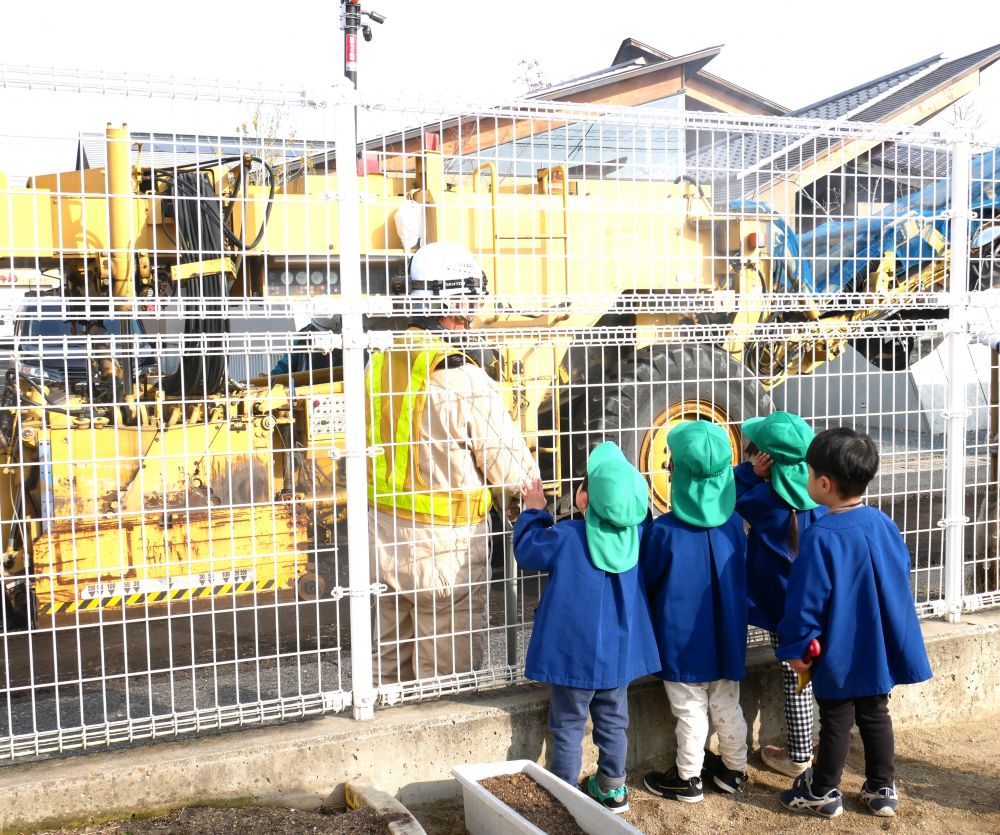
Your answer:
[478,773,588,835]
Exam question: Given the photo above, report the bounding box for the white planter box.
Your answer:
[452,759,642,835]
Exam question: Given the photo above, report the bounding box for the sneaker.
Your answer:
[761,744,812,778]
[779,769,844,819]
[643,766,704,803]
[585,775,629,814]
[860,782,898,817]
[702,750,748,793]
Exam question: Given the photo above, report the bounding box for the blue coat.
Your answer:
[734,462,828,632]
[641,512,748,683]
[776,505,933,699]
[513,509,660,690]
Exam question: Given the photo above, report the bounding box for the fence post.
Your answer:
[943,136,972,623]
[334,86,376,719]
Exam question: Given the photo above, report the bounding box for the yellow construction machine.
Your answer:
[0,124,980,625]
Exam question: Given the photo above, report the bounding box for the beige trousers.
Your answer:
[369,510,490,683]
[664,680,749,778]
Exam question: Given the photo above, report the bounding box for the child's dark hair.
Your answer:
[787,514,800,557]
[806,427,879,498]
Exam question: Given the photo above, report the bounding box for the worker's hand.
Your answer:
[521,478,547,511]
[787,657,813,674]
[752,452,774,479]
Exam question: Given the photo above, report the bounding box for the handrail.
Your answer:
[472,162,500,319]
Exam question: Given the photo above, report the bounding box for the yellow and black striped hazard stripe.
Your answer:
[39,579,277,615]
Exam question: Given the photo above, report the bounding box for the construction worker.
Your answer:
[366,242,538,683]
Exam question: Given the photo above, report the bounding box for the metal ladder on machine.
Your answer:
[473,162,572,669]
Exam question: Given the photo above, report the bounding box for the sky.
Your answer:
[0,0,997,177]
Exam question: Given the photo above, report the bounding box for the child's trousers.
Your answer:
[548,684,629,790]
[812,693,894,795]
[769,631,815,761]
[663,680,748,779]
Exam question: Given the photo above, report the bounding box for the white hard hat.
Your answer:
[408,242,486,299]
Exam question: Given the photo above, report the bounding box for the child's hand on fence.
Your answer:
[522,478,548,511]
[752,452,774,479]
[787,657,813,674]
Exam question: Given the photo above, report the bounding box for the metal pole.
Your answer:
[984,348,1000,597]
[943,137,972,623]
[334,86,375,719]
[503,495,519,668]
[106,122,134,306]
[341,2,361,88]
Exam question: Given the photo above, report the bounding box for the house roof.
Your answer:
[337,38,793,170]
[605,38,789,115]
[790,54,942,120]
[689,42,1000,205]
[527,43,722,101]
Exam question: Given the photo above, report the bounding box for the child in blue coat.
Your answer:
[777,428,932,819]
[514,442,659,814]
[641,421,750,804]
[735,411,827,778]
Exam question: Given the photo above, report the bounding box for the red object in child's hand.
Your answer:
[795,638,821,694]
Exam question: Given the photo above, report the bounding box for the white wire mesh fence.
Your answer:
[0,70,997,759]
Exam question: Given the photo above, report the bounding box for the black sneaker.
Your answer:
[643,766,704,803]
[702,750,749,794]
[585,775,629,814]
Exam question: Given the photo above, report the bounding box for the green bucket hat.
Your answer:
[584,442,650,574]
[741,411,818,511]
[667,421,736,528]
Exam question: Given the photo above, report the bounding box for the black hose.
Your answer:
[160,171,229,397]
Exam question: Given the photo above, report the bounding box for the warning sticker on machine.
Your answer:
[309,394,346,436]
[80,569,255,600]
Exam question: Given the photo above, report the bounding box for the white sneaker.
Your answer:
[761,745,812,778]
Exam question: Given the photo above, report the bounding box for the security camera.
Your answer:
[362,25,372,41]
[366,9,386,24]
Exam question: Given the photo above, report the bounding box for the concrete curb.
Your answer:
[1,612,998,833]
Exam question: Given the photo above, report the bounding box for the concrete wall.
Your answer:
[1,612,998,833]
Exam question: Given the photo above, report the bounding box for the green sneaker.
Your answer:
[585,774,629,814]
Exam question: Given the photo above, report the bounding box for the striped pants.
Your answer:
[770,631,815,762]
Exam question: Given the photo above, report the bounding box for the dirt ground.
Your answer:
[413,712,1000,835]
[36,711,1000,835]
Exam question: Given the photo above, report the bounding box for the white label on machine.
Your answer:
[310,394,346,436]
[80,569,256,599]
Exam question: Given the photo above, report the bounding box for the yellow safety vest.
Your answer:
[366,330,492,526]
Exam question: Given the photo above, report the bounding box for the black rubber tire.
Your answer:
[3,582,35,631]
[562,343,772,507]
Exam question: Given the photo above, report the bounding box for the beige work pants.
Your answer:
[369,510,490,683]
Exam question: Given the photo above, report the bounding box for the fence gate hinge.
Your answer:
[321,691,353,712]
[329,582,387,601]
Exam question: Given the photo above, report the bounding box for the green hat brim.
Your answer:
[585,513,640,573]
[741,416,766,446]
[771,461,819,511]
[670,468,736,528]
